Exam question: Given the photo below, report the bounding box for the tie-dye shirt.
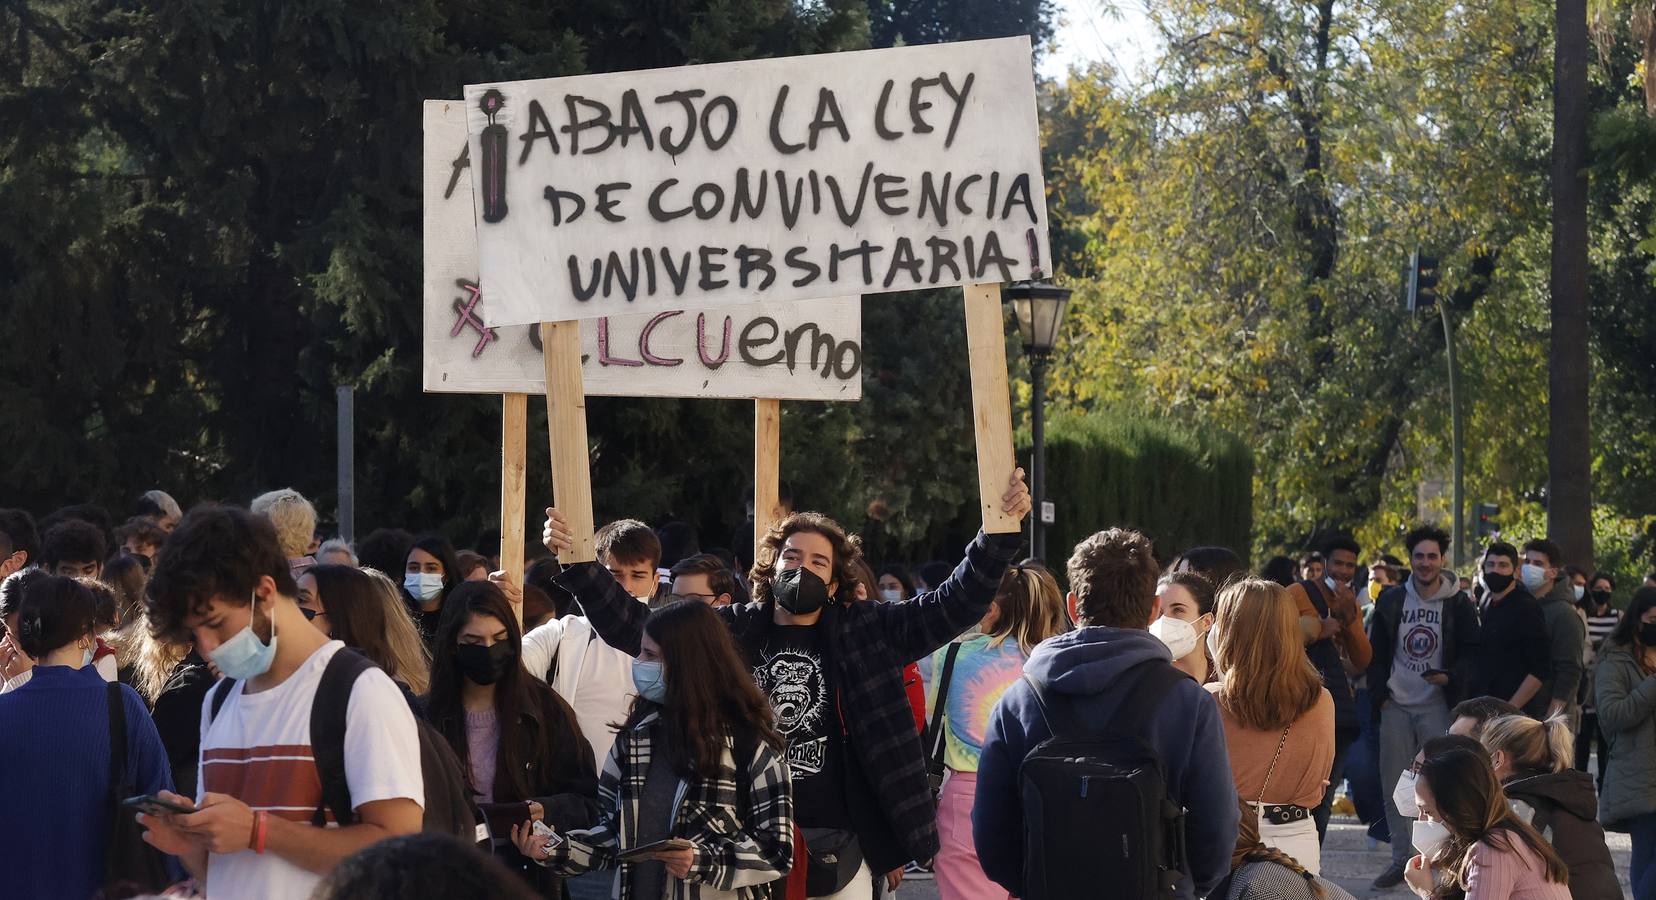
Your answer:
[926,634,1029,772]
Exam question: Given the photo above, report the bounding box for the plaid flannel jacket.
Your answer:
[546,711,795,900]
[558,529,1022,870]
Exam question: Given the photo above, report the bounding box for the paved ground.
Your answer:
[894,812,1635,898]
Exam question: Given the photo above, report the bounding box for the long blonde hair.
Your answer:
[986,563,1071,654]
[1212,578,1324,731]
[1480,714,1574,777]
[115,611,190,704]
[361,568,432,695]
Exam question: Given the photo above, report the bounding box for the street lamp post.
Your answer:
[1005,281,1072,562]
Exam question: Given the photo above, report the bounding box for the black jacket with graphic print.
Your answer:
[559,529,1022,871]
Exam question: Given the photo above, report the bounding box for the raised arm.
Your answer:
[545,507,649,657]
[876,529,1024,662]
[873,469,1030,662]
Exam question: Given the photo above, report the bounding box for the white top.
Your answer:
[522,612,641,766]
[0,668,31,694]
[1388,579,1450,707]
[196,641,424,900]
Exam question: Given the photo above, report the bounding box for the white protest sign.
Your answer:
[461,36,1049,327]
[423,99,862,401]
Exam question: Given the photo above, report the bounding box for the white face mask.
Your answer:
[404,572,444,602]
[1393,769,1420,819]
[878,588,904,603]
[1150,616,1198,660]
[1520,563,1548,592]
[81,644,94,668]
[1325,575,1340,591]
[1206,623,1221,665]
[1412,818,1451,858]
[1573,584,1586,601]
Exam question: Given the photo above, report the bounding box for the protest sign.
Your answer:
[423,100,862,401]
[460,37,1049,327]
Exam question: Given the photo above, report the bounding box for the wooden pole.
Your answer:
[540,322,597,563]
[500,392,528,624]
[962,283,1021,534]
[754,398,781,565]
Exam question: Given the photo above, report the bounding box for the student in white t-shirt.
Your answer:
[518,518,662,766]
[136,505,425,900]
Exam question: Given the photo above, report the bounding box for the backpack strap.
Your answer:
[926,642,962,774]
[106,682,128,790]
[309,648,375,827]
[1300,579,1331,620]
[546,627,599,690]
[208,678,237,723]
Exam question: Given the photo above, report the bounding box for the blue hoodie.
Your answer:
[972,626,1240,899]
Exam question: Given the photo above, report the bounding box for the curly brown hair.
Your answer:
[749,512,864,607]
[1065,528,1158,628]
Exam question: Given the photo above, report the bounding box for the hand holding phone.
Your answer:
[123,793,196,817]
[511,819,563,861]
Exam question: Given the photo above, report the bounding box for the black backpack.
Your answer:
[1019,660,1191,900]
[209,648,479,841]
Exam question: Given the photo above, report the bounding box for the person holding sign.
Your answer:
[509,599,795,900]
[543,469,1032,899]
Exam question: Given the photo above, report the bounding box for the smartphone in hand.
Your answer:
[122,794,194,816]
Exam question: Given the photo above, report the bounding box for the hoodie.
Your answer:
[1504,769,1623,900]
[972,626,1240,900]
[1538,580,1588,716]
[1364,572,1480,716]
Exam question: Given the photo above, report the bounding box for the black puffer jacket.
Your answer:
[1505,769,1623,900]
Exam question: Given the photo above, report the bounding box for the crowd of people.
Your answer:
[3,480,1656,900]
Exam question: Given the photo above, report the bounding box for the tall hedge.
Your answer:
[1020,411,1254,568]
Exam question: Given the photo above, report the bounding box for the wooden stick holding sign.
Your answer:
[753,398,782,565]
[499,392,528,624]
[540,322,597,563]
[963,283,1021,534]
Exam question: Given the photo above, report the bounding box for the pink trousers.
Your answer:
[934,771,1014,900]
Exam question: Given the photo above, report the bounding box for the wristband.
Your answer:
[252,810,269,854]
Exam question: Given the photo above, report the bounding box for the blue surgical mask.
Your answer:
[632,659,667,704]
[1520,564,1548,592]
[210,594,279,681]
[81,644,94,668]
[404,572,444,602]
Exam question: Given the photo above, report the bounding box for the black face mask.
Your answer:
[1640,622,1656,648]
[455,641,515,686]
[1483,572,1514,595]
[772,565,830,616]
[1591,590,1614,610]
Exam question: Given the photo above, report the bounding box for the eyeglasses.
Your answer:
[667,592,718,604]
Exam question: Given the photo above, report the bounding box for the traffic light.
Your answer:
[1405,248,1440,313]
[1476,502,1500,538]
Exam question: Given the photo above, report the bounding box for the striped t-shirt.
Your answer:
[1586,609,1621,654]
[197,640,424,900]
